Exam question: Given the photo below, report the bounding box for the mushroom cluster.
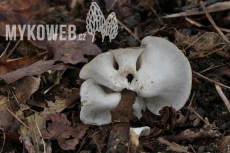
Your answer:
[79,36,192,125]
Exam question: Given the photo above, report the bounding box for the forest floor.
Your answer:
[0,0,230,153]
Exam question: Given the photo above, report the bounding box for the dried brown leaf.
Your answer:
[17,40,47,57]
[175,32,228,59]
[11,76,40,104]
[159,106,177,131]
[158,137,189,153]
[0,9,29,37]
[43,88,80,115]
[217,136,230,153]
[0,60,68,84]
[0,0,49,19]
[47,32,101,64]
[40,113,89,150]
[0,52,47,75]
[18,112,52,153]
[0,96,15,130]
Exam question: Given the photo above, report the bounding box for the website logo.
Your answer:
[86,2,118,42]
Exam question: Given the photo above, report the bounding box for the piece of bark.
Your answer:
[110,89,136,122]
[107,122,130,153]
[107,89,136,153]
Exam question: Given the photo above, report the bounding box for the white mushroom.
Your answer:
[136,36,192,114]
[79,36,192,125]
[80,79,121,125]
[133,96,146,119]
[130,126,150,148]
[79,52,128,91]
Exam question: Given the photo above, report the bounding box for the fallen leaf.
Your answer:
[12,76,40,105]
[175,32,229,59]
[17,111,52,153]
[158,137,189,153]
[0,60,68,84]
[40,113,89,150]
[47,32,101,64]
[43,88,80,115]
[0,96,15,130]
[0,52,47,75]
[0,0,49,19]
[217,136,230,153]
[0,9,29,37]
[92,125,111,152]
[17,40,47,57]
[159,106,177,131]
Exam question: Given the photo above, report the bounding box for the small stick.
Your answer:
[35,122,46,153]
[200,1,230,44]
[193,111,209,125]
[189,144,196,153]
[107,0,117,12]
[199,64,226,73]
[6,40,20,58]
[116,19,141,43]
[185,17,205,27]
[0,133,5,153]
[0,42,10,60]
[147,3,164,25]
[193,71,230,90]
[215,84,230,113]
[4,106,40,137]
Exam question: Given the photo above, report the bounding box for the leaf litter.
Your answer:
[0,0,230,152]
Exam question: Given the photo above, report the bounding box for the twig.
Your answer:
[0,133,5,153]
[107,0,117,12]
[193,111,209,125]
[184,33,206,51]
[35,122,46,153]
[199,45,226,58]
[0,42,10,60]
[4,106,39,136]
[147,3,164,25]
[189,144,196,153]
[193,71,230,90]
[185,17,205,27]
[200,1,230,44]
[6,40,20,58]
[215,84,230,113]
[116,19,141,43]
[199,64,226,73]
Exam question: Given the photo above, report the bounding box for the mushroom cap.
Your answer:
[79,51,129,91]
[111,47,144,76]
[135,36,192,114]
[80,79,121,125]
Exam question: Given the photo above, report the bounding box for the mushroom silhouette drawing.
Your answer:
[86,2,118,42]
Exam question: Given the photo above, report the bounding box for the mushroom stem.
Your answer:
[107,89,136,153]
